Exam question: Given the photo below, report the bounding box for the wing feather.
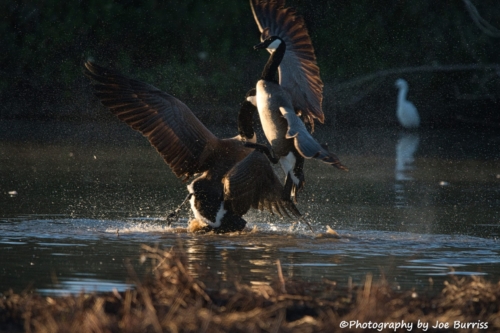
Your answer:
[250,0,324,129]
[222,151,301,217]
[279,107,347,170]
[84,61,219,181]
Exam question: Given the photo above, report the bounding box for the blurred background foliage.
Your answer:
[1,0,499,125]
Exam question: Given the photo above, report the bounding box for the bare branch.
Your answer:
[332,63,500,93]
[463,0,500,38]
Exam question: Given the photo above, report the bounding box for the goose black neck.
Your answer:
[238,101,256,139]
[260,43,285,83]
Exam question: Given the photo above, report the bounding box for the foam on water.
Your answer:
[0,216,182,241]
[38,278,133,296]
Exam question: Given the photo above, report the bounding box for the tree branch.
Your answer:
[462,0,500,38]
[332,63,500,93]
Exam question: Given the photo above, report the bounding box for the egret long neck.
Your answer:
[398,85,408,105]
[260,43,286,83]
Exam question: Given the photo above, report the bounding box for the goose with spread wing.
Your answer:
[84,61,300,233]
[250,0,347,203]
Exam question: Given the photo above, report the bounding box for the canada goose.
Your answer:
[395,78,420,129]
[250,0,347,202]
[84,61,300,233]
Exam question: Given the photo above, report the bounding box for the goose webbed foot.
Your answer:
[330,158,348,171]
[244,142,280,164]
[320,143,349,171]
[166,193,193,226]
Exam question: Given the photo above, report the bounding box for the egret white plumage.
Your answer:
[395,78,420,129]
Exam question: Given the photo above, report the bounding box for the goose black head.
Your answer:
[254,36,284,52]
[245,88,256,98]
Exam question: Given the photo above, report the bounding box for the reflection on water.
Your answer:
[394,132,419,208]
[0,121,499,295]
[395,132,419,182]
[1,218,499,296]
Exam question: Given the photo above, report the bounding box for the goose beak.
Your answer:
[254,42,267,50]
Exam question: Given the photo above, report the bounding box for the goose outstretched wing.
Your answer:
[84,61,219,181]
[279,106,347,170]
[223,151,301,218]
[250,0,324,129]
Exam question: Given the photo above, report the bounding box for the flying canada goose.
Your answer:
[83,61,300,233]
[395,78,420,129]
[250,0,347,202]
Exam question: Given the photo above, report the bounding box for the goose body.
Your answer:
[255,80,294,156]
[395,78,420,129]
[84,61,300,233]
[251,0,347,201]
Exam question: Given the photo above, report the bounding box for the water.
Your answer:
[1,120,499,295]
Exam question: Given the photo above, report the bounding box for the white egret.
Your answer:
[395,78,420,128]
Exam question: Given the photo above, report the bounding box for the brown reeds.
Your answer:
[1,245,499,332]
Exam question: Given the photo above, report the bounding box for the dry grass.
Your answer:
[1,245,499,333]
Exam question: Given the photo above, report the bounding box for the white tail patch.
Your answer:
[279,152,299,185]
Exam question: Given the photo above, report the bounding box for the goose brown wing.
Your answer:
[250,0,324,129]
[222,150,301,218]
[84,61,219,181]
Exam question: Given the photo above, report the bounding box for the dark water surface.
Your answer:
[1,120,499,295]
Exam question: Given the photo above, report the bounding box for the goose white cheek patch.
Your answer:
[266,39,282,51]
[246,95,257,107]
[187,183,207,226]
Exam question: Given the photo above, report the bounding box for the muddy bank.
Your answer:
[1,245,499,333]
